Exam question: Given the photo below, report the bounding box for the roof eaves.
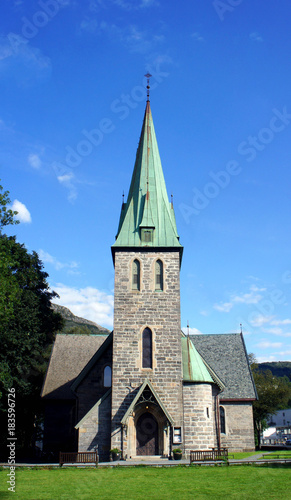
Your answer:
[240,332,259,400]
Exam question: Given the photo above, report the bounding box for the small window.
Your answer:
[206,407,209,418]
[132,259,140,291]
[142,328,152,369]
[104,366,112,387]
[173,427,182,444]
[220,406,226,434]
[155,259,163,291]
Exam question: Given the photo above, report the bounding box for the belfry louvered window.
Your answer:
[142,328,152,368]
[155,259,163,291]
[132,259,140,291]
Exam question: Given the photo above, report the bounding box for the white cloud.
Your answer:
[57,172,77,202]
[191,32,204,42]
[250,32,263,42]
[271,319,291,326]
[257,354,279,363]
[53,284,114,328]
[250,315,274,327]
[262,327,284,335]
[39,250,78,273]
[214,285,266,313]
[0,36,51,85]
[214,302,233,313]
[182,326,203,335]
[80,18,99,33]
[257,340,283,350]
[232,285,265,305]
[11,199,31,223]
[114,0,158,9]
[257,348,291,362]
[28,153,41,169]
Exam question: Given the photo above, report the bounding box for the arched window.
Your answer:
[220,406,226,434]
[103,366,112,387]
[142,328,152,369]
[132,259,140,291]
[155,259,163,291]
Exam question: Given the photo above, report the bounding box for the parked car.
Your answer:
[285,439,291,445]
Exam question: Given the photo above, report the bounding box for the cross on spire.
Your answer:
[144,72,152,102]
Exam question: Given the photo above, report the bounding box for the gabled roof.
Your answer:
[75,389,111,429]
[112,101,183,254]
[71,332,113,392]
[41,334,108,399]
[191,333,258,400]
[121,378,175,426]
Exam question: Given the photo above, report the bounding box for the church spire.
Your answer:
[112,93,183,257]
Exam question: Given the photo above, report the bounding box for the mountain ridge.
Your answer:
[52,303,110,335]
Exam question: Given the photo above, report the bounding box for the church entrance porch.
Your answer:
[136,412,158,455]
[120,380,174,459]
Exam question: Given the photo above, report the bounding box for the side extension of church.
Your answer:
[41,95,257,461]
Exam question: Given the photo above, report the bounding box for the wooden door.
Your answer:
[136,412,158,456]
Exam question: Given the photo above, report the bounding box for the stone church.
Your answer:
[41,93,257,461]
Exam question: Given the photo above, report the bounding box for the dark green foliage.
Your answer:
[249,355,291,447]
[0,181,19,230]
[257,362,291,382]
[0,185,64,457]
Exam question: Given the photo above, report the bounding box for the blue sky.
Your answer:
[1,0,291,362]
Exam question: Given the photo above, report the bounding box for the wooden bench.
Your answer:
[190,448,228,463]
[59,452,98,467]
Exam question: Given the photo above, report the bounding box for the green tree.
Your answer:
[0,181,19,231]
[0,181,63,457]
[249,354,291,447]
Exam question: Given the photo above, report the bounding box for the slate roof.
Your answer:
[191,333,257,400]
[112,101,182,252]
[42,332,257,402]
[41,334,108,399]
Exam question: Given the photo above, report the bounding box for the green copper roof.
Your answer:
[181,335,214,383]
[112,101,182,251]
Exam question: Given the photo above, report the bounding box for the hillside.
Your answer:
[51,303,110,335]
[257,361,291,382]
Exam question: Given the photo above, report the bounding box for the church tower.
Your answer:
[111,88,184,457]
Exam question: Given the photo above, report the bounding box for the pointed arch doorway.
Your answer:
[136,412,158,456]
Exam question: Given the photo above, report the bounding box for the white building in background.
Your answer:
[262,409,291,444]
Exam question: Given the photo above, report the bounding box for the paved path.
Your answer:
[2,451,290,468]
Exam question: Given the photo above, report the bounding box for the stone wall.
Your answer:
[220,401,255,451]
[76,343,112,422]
[183,383,215,456]
[111,250,183,453]
[77,392,112,462]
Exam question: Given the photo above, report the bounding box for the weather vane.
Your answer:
[144,72,152,101]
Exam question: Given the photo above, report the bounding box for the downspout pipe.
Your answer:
[216,394,221,451]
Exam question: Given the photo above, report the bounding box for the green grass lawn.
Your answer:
[1,465,291,500]
[230,451,263,459]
